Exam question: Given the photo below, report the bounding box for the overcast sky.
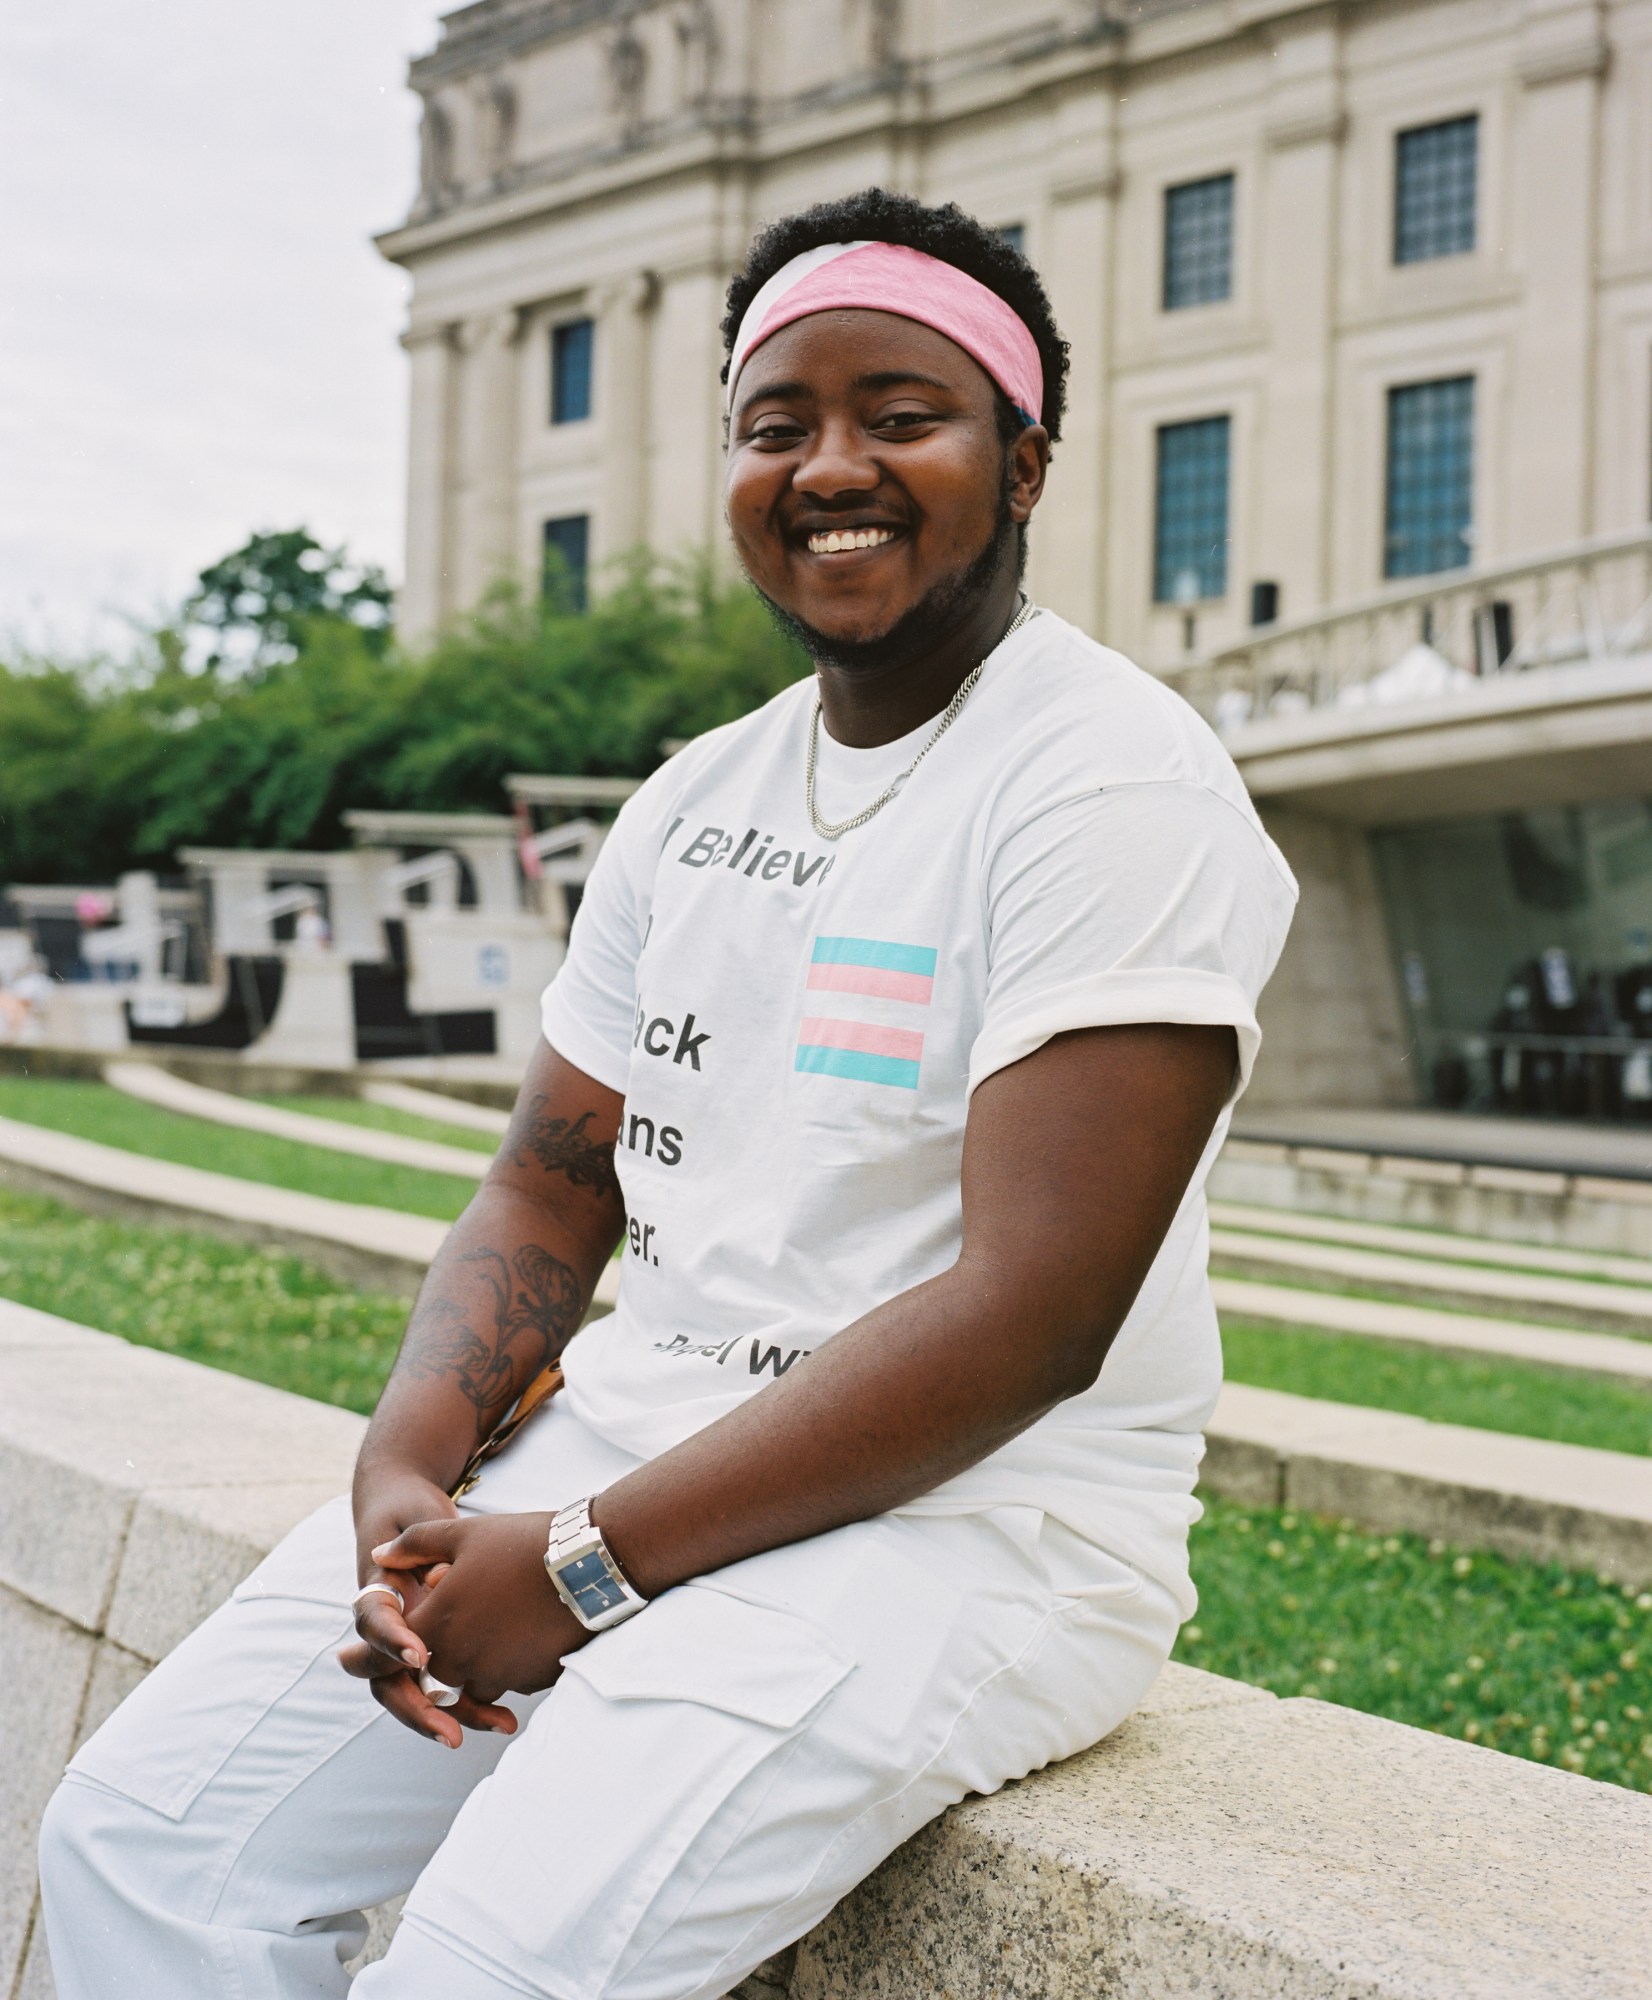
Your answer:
[0,1,447,652]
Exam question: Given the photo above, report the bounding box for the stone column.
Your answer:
[1255,13,1345,620]
[1038,96,1120,638]
[1506,0,1606,552]
[595,270,660,563]
[452,308,523,606]
[646,260,731,560]
[399,324,456,643]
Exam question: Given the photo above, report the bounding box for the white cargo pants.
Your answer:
[39,1402,1179,2000]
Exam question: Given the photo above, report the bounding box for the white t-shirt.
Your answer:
[541,609,1297,1611]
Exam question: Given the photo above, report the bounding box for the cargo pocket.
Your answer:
[69,1496,361,1822]
[474,1583,857,1999]
[559,1579,852,1727]
[230,1492,359,1609]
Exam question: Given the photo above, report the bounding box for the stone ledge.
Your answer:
[4,1302,1650,2000]
[1206,1381,1652,1583]
[0,1311,364,1642]
[798,1699,1652,1999]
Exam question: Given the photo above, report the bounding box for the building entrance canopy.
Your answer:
[1189,533,1652,1127]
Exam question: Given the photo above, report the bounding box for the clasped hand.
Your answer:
[339,1510,590,1748]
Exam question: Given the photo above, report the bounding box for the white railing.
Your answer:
[1167,528,1652,731]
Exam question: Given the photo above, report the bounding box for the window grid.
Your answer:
[1384,377,1475,580]
[1154,416,1231,603]
[1394,115,1478,265]
[1163,174,1234,311]
[551,318,594,424]
[543,515,591,611]
[997,223,1026,256]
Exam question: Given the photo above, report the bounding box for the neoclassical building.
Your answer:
[379,0,1652,1123]
[379,0,1635,666]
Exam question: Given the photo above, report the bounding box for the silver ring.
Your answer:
[351,1582,405,1615]
[419,1669,463,1708]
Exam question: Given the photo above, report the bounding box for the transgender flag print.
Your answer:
[796,936,936,1090]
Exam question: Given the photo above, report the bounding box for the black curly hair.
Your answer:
[721,187,1069,449]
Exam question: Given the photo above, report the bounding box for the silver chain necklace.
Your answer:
[804,597,1039,841]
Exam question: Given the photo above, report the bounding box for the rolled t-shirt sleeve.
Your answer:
[968,780,1298,1101]
[538,802,648,1094]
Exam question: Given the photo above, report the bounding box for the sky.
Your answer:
[0,1,448,653]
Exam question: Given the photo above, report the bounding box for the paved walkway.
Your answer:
[1209,1227,1652,1333]
[1209,1200,1652,1285]
[1232,1105,1652,1182]
[1211,1276,1652,1387]
[107,1062,492,1180]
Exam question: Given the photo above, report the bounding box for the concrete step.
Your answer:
[1212,1274,1652,1388]
[106,1061,492,1179]
[1209,1198,1652,1286]
[1232,1105,1652,1183]
[1205,1379,1652,1583]
[0,1112,619,1311]
[1209,1225,1652,1334]
[1211,1138,1652,1262]
[0,1110,446,1294]
[361,1080,512,1137]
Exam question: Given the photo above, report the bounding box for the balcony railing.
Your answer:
[1166,527,1652,732]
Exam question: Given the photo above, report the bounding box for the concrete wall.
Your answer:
[6,1298,1652,1998]
[1248,803,1415,1110]
[0,1302,364,1998]
[382,0,1644,669]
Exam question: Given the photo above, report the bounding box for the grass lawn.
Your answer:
[1221,1318,1652,1458]
[1179,1497,1652,1792]
[0,1185,405,1412]
[0,1075,476,1220]
[256,1093,501,1156]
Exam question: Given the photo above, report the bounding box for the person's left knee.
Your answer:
[38,1770,171,1915]
[39,1774,102,1903]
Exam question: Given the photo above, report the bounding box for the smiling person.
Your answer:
[40,190,1296,2000]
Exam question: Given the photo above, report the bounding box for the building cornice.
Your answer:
[387,0,1407,261]
[1517,35,1609,90]
[381,19,1141,265]
[410,0,620,89]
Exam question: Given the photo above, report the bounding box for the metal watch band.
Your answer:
[544,1497,647,1632]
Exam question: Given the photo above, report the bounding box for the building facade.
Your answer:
[380,0,1638,665]
[380,0,1652,1122]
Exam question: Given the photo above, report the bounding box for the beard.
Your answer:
[755,491,1020,676]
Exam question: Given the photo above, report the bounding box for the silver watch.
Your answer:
[544,1497,647,1632]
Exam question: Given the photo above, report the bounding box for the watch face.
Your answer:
[558,1549,630,1620]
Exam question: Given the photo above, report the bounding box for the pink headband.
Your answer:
[726,240,1043,424]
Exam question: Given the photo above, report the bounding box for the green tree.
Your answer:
[186,529,393,672]
[378,552,806,806]
[0,540,804,887]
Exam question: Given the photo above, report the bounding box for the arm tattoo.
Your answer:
[508,1097,620,1202]
[404,1243,584,1430]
